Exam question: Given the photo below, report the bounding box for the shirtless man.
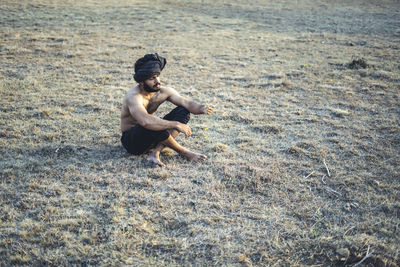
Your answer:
[120,53,215,166]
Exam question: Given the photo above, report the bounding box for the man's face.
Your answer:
[142,75,161,92]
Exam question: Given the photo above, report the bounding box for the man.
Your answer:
[120,53,215,166]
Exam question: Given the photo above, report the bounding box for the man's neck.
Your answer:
[138,84,155,98]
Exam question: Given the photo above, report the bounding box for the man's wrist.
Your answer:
[202,104,208,114]
[171,121,180,129]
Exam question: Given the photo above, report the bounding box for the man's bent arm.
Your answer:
[126,93,191,137]
[129,103,180,131]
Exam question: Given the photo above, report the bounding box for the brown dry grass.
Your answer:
[1,0,399,266]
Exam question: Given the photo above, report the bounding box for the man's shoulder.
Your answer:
[124,86,142,103]
[160,86,178,96]
[127,85,140,94]
[126,86,142,97]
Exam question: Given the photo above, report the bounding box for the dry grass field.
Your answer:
[1,0,399,266]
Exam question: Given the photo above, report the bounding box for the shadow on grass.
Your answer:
[1,143,134,175]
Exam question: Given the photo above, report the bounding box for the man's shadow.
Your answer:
[10,143,149,171]
[4,141,178,176]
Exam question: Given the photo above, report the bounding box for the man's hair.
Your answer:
[133,53,167,83]
[134,54,159,73]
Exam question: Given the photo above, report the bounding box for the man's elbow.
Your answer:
[137,118,149,128]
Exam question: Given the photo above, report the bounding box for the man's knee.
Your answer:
[175,106,190,124]
[164,106,190,124]
[175,106,189,114]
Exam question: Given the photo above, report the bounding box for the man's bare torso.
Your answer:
[120,85,169,132]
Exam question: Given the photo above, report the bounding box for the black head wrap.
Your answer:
[133,53,167,83]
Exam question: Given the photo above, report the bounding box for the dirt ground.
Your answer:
[1,0,399,266]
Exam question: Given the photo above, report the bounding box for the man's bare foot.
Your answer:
[146,154,165,167]
[181,150,207,162]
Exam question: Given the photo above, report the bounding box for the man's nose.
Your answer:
[155,77,160,83]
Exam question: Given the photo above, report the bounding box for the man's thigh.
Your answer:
[121,125,156,155]
[163,106,190,124]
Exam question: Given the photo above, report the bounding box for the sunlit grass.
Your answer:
[1,0,399,265]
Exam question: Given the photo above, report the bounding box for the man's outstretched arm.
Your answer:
[167,88,215,115]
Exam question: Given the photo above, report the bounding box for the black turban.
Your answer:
[133,53,167,83]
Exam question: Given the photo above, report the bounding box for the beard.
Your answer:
[143,81,161,93]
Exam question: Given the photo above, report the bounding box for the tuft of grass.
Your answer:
[347,58,369,69]
[213,143,230,152]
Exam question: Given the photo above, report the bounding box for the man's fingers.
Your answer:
[204,98,216,114]
[207,104,215,114]
[184,125,191,138]
[206,99,217,108]
[209,98,217,109]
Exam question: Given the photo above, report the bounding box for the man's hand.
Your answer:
[176,122,191,138]
[201,98,216,115]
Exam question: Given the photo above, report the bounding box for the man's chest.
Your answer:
[144,93,168,114]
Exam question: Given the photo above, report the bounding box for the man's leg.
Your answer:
[146,107,206,166]
[146,129,177,166]
[121,124,159,155]
[147,107,188,165]
[164,134,207,160]
[147,133,207,165]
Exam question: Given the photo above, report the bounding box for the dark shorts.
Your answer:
[121,106,190,155]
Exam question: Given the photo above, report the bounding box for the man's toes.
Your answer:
[195,154,207,162]
[158,161,166,167]
[146,156,165,167]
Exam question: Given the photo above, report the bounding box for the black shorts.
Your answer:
[121,106,190,155]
